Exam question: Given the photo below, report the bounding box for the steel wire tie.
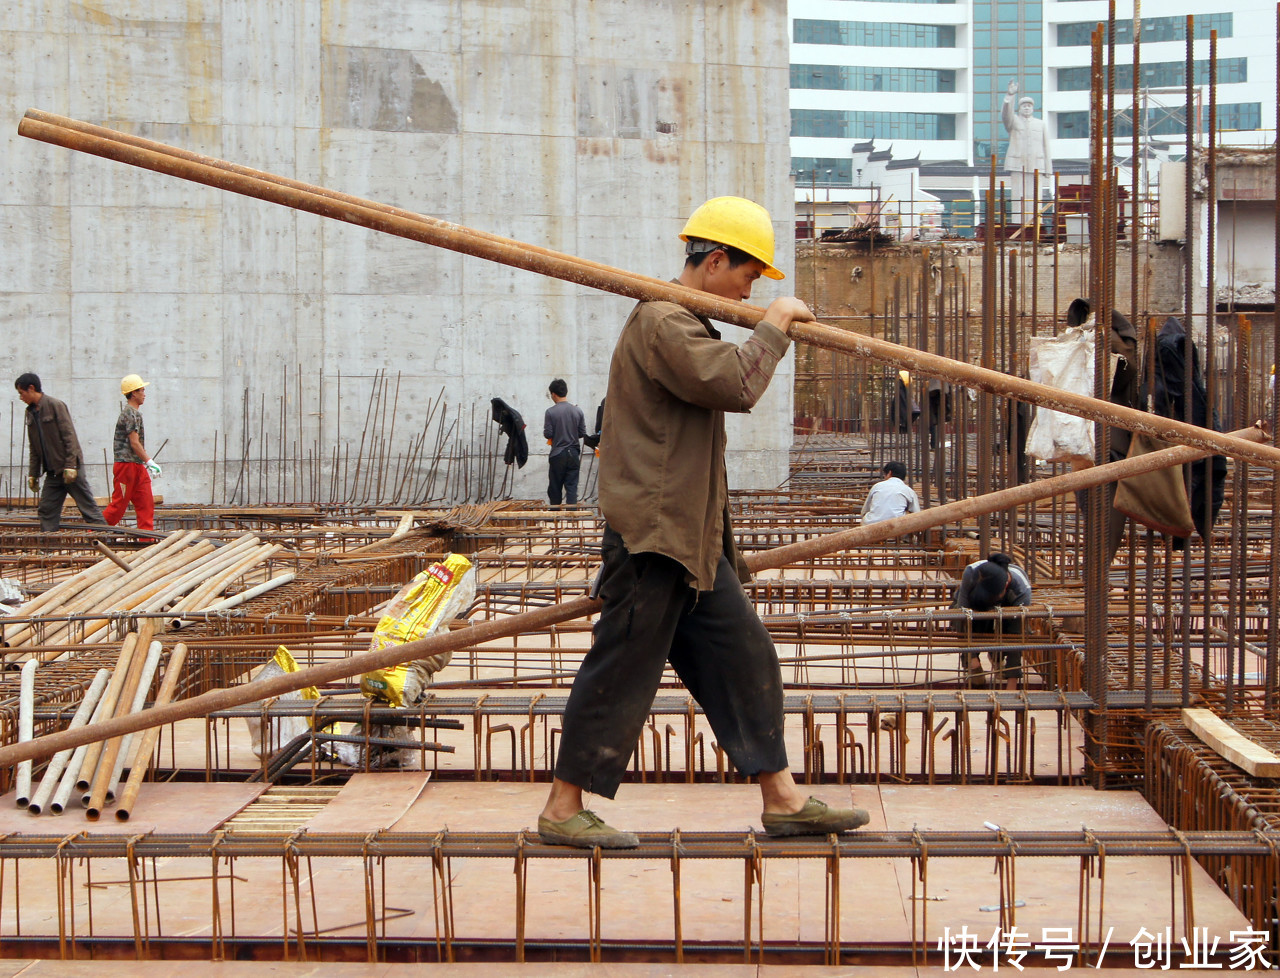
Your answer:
[429,829,454,961]
[54,830,86,961]
[911,825,929,969]
[282,829,308,962]
[1079,828,1106,966]
[670,827,684,963]
[513,830,527,962]
[124,832,150,958]
[209,828,226,961]
[1170,826,1197,940]
[825,831,841,965]
[360,830,379,963]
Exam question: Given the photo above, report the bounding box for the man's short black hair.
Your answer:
[881,460,906,480]
[14,373,41,393]
[684,238,755,272]
[549,378,568,398]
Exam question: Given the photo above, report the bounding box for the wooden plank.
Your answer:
[1182,708,1280,777]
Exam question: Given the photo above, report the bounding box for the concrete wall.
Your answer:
[1,0,795,506]
[1214,154,1276,306]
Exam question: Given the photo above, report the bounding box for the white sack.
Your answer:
[1025,325,1116,463]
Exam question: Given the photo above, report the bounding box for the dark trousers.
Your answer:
[38,470,106,532]
[963,618,1024,681]
[554,527,789,799]
[548,448,581,505]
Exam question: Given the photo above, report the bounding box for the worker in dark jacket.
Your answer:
[537,197,868,848]
[15,372,106,531]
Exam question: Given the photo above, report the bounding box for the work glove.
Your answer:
[63,467,77,483]
[27,475,38,492]
[145,459,162,477]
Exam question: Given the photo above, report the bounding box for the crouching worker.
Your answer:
[860,460,921,526]
[537,197,870,848]
[954,552,1032,690]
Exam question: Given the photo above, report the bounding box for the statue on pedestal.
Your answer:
[1001,80,1053,228]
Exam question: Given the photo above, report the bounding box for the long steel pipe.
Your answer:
[16,110,1280,471]
[13,659,36,807]
[115,643,188,821]
[27,669,109,815]
[0,425,1263,770]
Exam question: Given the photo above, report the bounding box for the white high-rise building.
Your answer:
[789,0,1277,236]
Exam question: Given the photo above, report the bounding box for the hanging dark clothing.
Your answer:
[490,397,529,468]
[1066,299,1143,559]
[926,379,951,449]
[1148,316,1227,542]
[893,377,919,433]
[583,398,605,450]
[1004,400,1033,485]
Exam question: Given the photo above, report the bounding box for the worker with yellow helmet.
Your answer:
[103,373,162,531]
[538,197,870,848]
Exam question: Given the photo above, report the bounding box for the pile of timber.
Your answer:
[4,530,282,655]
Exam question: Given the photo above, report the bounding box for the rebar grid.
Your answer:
[207,690,1090,786]
[1144,720,1280,949]
[0,828,1264,965]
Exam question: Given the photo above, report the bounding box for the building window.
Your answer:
[791,65,958,93]
[792,109,958,140]
[794,19,958,47]
[1057,58,1247,91]
[792,159,855,187]
[1056,102,1261,139]
[1057,14,1231,47]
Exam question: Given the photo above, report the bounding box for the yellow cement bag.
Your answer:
[360,554,474,706]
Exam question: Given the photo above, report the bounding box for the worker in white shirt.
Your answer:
[860,460,921,525]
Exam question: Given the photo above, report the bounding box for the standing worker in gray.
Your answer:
[543,378,586,506]
[15,372,106,532]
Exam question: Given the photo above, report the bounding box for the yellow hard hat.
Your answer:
[680,197,784,280]
[120,373,149,396]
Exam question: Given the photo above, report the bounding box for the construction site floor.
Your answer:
[0,780,1249,956]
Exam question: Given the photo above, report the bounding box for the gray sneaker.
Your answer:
[537,809,639,849]
[761,797,870,837]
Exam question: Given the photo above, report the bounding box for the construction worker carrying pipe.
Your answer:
[537,197,869,847]
[103,373,162,531]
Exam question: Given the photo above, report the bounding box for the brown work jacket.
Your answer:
[598,296,790,591]
[25,394,84,477]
